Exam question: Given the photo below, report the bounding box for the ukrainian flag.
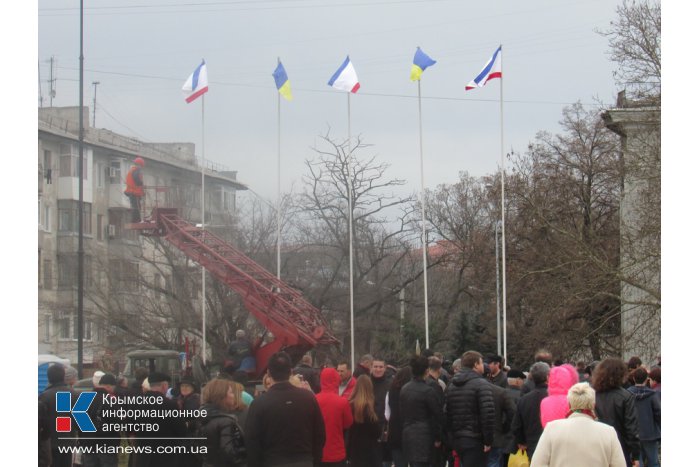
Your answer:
[410,47,437,81]
[273,61,293,101]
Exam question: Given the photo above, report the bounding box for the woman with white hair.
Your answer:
[530,383,627,467]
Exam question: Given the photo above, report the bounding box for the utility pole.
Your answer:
[38,61,44,107]
[92,81,100,127]
[49,56,56,107]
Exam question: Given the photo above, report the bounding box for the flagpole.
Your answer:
[201,94,207,365]
[348,91,355,370]
[499,45,507,365]
[277,74,282,281]
[418,79,430,349]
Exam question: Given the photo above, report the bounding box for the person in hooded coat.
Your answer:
[627,368,660,467]
[315,368,354,466]
[540,364,579,428]
[400,355,445,467]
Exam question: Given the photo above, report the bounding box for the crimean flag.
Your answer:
[328,56,360,93]
[182,60,209,103]
[410,47,437,81]
[465,46,502,91]
[273,61,293,101]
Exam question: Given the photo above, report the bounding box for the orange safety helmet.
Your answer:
[134,156,145,167]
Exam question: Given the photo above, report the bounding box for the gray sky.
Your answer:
[39,0,622,201]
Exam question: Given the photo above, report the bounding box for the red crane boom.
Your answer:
[133,208,338,377]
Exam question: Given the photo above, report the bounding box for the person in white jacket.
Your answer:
[531,382,628,467]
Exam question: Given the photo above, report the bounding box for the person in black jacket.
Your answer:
[199,378,247,467]
[400,355,445,467]
[132,372,188,467]
[38,364,76,467]
[511,361,549,460]
[244,351,325,467]
[486,378,516,467]
[445,351,495,467]
[387,367,412,467]
[293,354,321,394]
[627,367,660,467]
[370,357,393,466]
[81,374,121,467]
[592,358,641,467]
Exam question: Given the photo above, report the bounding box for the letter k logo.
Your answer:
[56,392,97,432]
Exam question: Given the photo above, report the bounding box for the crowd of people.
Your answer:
[38,347,661,467]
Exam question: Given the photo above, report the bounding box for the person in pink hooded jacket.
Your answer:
[540,364,579,428]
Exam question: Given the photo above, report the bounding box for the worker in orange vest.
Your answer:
[124,156,145,222]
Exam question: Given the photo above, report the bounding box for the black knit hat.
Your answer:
[507,369,526,379]
[99,374,117,386]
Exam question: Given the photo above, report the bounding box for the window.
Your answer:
[59,144,87,179]
[44,315,51,342]
[110,160,122,184]
[96,163,104,188]
[44,150,53,184]
[44,204,51,232]
[39,200,51,232]
[107,209,138,241]
[44,259,52,289]
[109,259,140,292]
[57,255,91,288]
[97,214,104,241]
[57,255,76,288]
[58,312,71,340]
[57,201,92,235]
[85,320,92,341]
[57,312,91,341]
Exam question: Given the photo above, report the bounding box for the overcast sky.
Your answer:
[38,0,625,201]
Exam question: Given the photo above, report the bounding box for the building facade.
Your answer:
[38,106,247,369]
[603,93,661,366]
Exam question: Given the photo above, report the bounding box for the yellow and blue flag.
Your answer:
[273,61,293,101]
[410,47,437,81]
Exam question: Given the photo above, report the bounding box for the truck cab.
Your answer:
[122,350,184,386]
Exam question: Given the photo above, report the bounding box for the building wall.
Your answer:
[38,107,246,369]
[603,98,661,367]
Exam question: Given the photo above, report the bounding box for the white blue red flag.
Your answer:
[465,46,502,91]
[328,56,360,93]
[182,60,209,103]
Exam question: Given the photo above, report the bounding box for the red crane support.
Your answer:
[133,208,338,376]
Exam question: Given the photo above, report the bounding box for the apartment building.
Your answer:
[38,106,247,367]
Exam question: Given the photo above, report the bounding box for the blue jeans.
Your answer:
[486,447,503,467]
[639,440,660,467]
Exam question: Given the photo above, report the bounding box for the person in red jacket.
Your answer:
[316,367,354,466]
[124,156,145,222]
[337,360,357,400]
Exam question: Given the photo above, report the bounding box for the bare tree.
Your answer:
[598,0,661,101]
[424,172,497,354]
[289,132,420,358]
